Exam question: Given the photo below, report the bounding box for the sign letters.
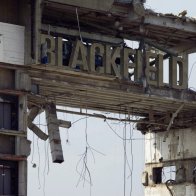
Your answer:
[41,34,188,90]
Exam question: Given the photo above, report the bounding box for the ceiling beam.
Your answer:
[44,0,114,12]
[41,24,123,44]
[144,15,196,34]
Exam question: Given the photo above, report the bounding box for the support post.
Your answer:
[34,0,42,63]
[0,68,30,196]
[45,103,64,163]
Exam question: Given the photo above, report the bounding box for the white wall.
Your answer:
[145,184,196,196]
[145,128,196,163]
[0,22,24,65]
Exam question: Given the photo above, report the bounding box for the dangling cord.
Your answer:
[76,8,83,42]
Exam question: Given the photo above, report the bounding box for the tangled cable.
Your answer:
[165,179,176,196]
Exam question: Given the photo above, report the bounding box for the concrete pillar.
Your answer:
[34,0,43,64]
[45,103,64,163]
[18,161,28,196]
[143,128,196,196]
[0,68,30,196]
[17,95,31,196]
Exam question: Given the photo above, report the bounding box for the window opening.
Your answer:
[0,161,18,195]
[0,95,18,130]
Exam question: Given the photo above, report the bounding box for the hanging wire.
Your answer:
[123,121,127,196]
[37,137,41,189]
[105,112,137,196]
[105,114,139,196]
[31,131,35,165]
[43,124,48,196]
[72,116,90,126]
[76,8,83,42]
[188,60,196,81]
[105,120,130,140]
[47,138,50,175]
[62,106,70,144]
[129,122,134,196]
[165,180,175,196]
[37,115,41,189]
[105,119,138,141]
[75,108,107,196]
[76,108,93,196]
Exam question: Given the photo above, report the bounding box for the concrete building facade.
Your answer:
[0,0,196,195]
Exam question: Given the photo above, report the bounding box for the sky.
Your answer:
[27,1,196,196]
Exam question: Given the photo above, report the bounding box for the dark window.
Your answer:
[153,166,177,184]
[0,161,18,195]
[153,167,162,184]
[0,95,18,130]
[0,135,15,154]
[0,0,20,25]
[0,102,11,129]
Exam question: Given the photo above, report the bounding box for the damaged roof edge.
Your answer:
[115,0,146,3]
[45,0,115,12]
[45,0,146,12]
